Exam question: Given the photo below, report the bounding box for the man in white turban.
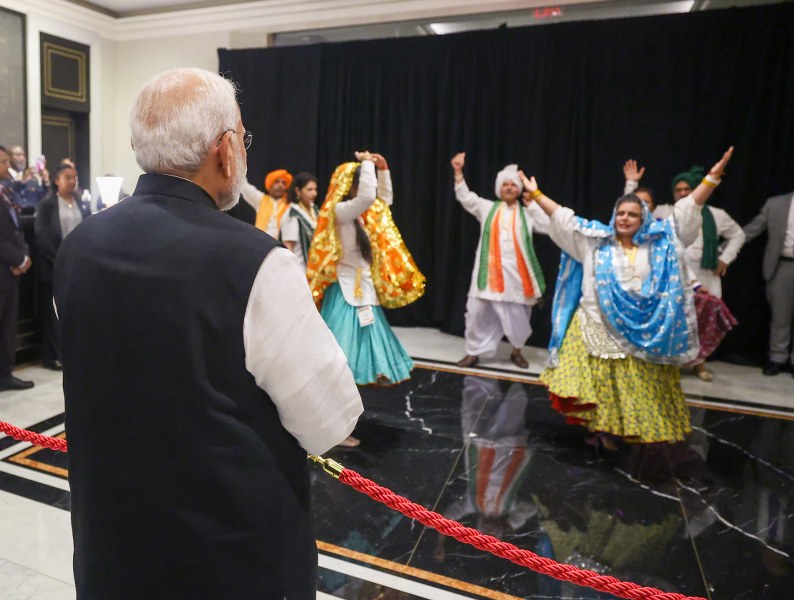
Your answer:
[450,153,550,369]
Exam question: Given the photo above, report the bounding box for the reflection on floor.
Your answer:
[0,328,792,599]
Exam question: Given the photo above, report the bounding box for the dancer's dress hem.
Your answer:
[540,311,691,444]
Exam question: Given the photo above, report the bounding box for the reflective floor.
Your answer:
[0,328,793,599]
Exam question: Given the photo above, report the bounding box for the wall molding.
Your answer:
[1,0,608,41]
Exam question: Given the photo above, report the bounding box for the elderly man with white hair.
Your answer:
[53,68,363,600]
[451,153,550,369]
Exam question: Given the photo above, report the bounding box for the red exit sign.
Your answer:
[534,6,563,18]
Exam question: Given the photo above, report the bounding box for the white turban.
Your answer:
[494,164,523,199]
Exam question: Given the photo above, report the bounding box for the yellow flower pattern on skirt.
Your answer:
[540,311,691,443]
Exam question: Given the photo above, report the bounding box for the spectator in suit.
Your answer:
[743,191,794,376]
[0,146,34,391]
[34,162,91,370]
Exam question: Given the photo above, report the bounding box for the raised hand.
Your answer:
[450,152,465,173]
[371,153,389,170]
[623,159,645,182]
[709,146,734,179]
[354,150,374,162]
[517,170,538,193]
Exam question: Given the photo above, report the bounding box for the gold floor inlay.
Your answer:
[7,432,68,478]
[318,540,523,600]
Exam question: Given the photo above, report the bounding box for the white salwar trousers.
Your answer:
[464,297,533,357]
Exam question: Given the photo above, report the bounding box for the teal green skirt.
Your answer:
[320,282,414,385]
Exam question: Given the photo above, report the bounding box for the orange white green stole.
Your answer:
[477,202,545,298]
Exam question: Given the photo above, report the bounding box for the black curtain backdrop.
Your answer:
[219,4,794,365]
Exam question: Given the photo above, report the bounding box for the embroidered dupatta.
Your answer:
[547,200,698,367]
[306,162,425,309]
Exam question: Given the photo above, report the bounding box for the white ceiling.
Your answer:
[69,0,260,17]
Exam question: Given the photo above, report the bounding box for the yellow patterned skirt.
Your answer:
[540,312,691,443]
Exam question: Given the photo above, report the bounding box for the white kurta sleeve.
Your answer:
[240,181,263,211]
[243,247,364,455]
[335,160,377,223]
[377,169,393,206]
[671,195,703,247]
[525,201,551,235]
[454,179,492,221]
[548,206,590,262]
[716,209,746,265]
[624,179,639,195]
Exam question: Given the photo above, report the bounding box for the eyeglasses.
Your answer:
[216,129,253,150]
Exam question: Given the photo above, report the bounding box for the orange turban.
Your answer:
[264,169,293,192]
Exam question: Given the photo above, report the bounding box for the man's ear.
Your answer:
[217,135,232,178]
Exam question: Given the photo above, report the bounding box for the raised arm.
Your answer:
[451,152,492,218]
[372,153,393,206]
[518,171,560,217]
[623,159,645,195]
[518,171,589,261]
[690,146,734,206]
[335,152,377,222]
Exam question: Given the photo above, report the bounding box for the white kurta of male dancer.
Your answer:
[334,161,393,307]
[649,198,745,297]
[455,180,550,304]
[548,195,703,355]
[456,179,550,356]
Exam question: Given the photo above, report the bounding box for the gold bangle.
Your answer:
[701,177,717,188]
[531,189,543,199]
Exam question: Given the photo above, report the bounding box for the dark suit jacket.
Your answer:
[0,194,28,290]
[743,193,794,281]
[34,192,91,282]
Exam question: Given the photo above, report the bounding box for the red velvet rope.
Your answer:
[0,420,67,452]
[0,421,705,600]
[338,468,707,600]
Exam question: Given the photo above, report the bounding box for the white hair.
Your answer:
[129,68,239,174]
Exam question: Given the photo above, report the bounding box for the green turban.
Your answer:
[671,166,704,191]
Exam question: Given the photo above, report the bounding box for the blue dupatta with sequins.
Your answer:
[547,199,698,366]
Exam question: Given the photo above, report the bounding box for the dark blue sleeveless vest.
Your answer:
[54,174,316,599]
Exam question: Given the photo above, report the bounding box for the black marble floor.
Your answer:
[1,366,792,599]
[313,368,794,600]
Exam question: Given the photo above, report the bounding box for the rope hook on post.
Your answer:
[310,454,707,600]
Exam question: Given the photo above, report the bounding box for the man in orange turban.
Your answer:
[248,169,292,237]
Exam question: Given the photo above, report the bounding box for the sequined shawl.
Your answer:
[306,162,425,309]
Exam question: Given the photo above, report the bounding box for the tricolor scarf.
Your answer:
[476,202,545,299]
[547,199,698,366]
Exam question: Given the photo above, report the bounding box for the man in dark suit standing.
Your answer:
[743,191,794,376]
[53,68,363,600]
[0,146,34,391]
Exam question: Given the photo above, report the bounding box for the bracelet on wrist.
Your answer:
[704,173,722,186]
[531,189,543,199]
